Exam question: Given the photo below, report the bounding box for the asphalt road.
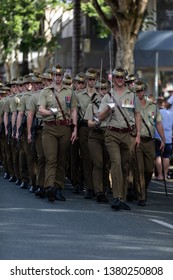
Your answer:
[0,171,173,260]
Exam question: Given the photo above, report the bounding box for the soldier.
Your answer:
[3,79,18,182]
[134,80,165,206]
[15,75,37,190]
[38,64,77,202]
[63,73,73,87]
[77,67,97,199]
[71,72,86,193]
[98,66,141,211]
[0,86,10,178]
[27,71,53,194]
[84,78,110,203]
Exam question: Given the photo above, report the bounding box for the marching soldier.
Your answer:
[3,79,18,182]
[71,72,86,193]
[0,86,10,178]
[15,75,37,190]
[27,71,53,194]
[84,78,110,203]
[98,66,141,211]
[77,67,97,199]
[38,64,77,202]
[133,80,165,206]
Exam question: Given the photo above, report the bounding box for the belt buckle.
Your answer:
[56,119,60,125]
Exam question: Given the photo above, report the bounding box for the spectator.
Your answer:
[154,98,173,180]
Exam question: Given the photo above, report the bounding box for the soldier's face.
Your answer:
[114,76,125,87]
[11,84,18,94]
[98,87,107,96]
[136,89,145,100]
[87,78,96,88]
[26,83,32,91]
[75,81,85,90]
[54,73,63,84]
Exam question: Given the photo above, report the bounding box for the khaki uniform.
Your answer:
[39,85,77,189]
[0,97,8,175]
[134,100,162,201]
[17,91,37,187]
[70,89,83,190]
[77,88,94,191]
[3,95,15,178]
[11,92,24,182]
[27,91,45,188]
[99,88,141,200]
[84,93,110,194]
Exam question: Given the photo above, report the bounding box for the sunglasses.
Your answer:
[136,90,144,93]
[77,81,85,84]
[88,78,95,81]
[115,76,124,79]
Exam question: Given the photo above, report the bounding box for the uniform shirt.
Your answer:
[140,100,162,137]
[84,93,108,128]
[27,90,42,119]
[3,95,15,114]
[0,97,7,117]
[76,88,95,120]
[99,87,141,128]
[17,91,33,114]
[38,85,77,121]
[11,93,23,113]
[154,108,173,143]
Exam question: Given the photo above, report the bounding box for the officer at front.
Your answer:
[98,66,141,211]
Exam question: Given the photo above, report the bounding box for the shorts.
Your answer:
[155,140,172,158]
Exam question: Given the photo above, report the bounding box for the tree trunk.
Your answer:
[72,0,82,76]
[21,50,29,76]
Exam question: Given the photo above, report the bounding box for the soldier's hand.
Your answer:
[71,128,77,144]
[28,133,32,143]
[160,140,165,153]
[135,134,140,147]
[50,107,58,115]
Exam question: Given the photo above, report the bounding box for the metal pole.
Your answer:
[155,51,159,100]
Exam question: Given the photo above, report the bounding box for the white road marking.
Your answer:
[150,219,173,230]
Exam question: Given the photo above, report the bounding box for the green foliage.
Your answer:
[0,0,62,60]
[81,0,111,38]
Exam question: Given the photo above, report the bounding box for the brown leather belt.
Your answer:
[108,125,134,134]
[141,136,153,142]
[44,119,71,126]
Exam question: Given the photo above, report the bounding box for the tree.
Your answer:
[82,0,149,73]
[0,0,66,79]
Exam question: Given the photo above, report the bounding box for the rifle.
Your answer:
[31,117,39,148]
[7,113,12,145]
[16,114,27,149]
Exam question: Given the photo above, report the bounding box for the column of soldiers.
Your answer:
[0,65,165,210]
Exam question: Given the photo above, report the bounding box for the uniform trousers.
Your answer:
[78,126,94,191]
[42,124,71,189]
[134,139,155,201]
[0,133,9,174]
[35,128,45,187]
[70,138,82,187]
[5,137,15,177]
[88,129,110,194]
[22,129,37,186]
[11,139,21,180]
[105,129,131,200]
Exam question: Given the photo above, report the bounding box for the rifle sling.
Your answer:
[51,89,66,120]
[111,94,131,129]
[141,117,153,139]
